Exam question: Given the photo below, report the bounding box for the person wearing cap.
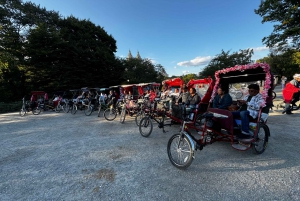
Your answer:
[232,84,265,140]
[282,74,300,114]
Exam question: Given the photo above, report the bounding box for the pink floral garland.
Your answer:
[210,63,271,107]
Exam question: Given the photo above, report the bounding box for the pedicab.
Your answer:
[167,63,272,169]
[20,91,45,116]
[31,91,63,115]
[138,77,215,136]
[69,87,90,115]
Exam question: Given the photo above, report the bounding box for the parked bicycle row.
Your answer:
[19,63,300,169]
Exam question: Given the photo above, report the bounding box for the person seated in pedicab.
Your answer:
[176,86,189,105]
[155,88,161,98]
[212,86,232,109]
[76,91,86,104]
[282,73,300,114]
[232,83,265,140]
[99,93,107,104]
[185,88,201,120]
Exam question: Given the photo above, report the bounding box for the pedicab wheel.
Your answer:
[32,107,41,115]
[84,105,93,116]
[20,108,26,117]
[97,104,102,117]
[167,134,194,169]
[135,111,145,126]
[272,91,276,100]
[139,116,153,137]
[120,108,126,123]
[104,107,117,121]
[71,104,77,115]
[63,104,70,113]
[235,91,243,99]
[252,124,269,154]
[55,105,62,113]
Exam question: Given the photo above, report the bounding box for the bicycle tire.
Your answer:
[167,134,194,169]
[252,124,269,154]
[32,107,41,115]
[104,107,117,121]
[135,111,145,126]
[139,116,153,137]
[20,108,26,117]
[120,107,126,123]
[71,104,77,115]
[272,91,276,100]
[84,105,93,116]
[97,104,102,117]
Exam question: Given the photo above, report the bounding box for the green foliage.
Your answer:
[256,49,300,79]
[255,0,300,50]
[199,49,254,78]
[0,101,22,113]
[182,73,197,84]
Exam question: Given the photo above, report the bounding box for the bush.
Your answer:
[0,101,22,113]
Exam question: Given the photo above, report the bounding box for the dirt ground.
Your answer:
[0,86,299,201]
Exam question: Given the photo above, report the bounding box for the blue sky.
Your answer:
[29,0,274,76]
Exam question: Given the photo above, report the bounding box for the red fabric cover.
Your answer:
[138,86,144,96]
[162,78,184,87]
[207,108,233,134]
[150,91,156,102]
[44,93,49,101]
[283,82,300,103]
[187,78,211,88]
[200,80,215,104]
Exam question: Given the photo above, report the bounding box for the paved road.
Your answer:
[0,95,299,200]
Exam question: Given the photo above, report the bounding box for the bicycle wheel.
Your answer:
[62,103,70,113]
[71,104,77,115]
[20,107,26,117]
[252,124,269,154]
[272,91,276,100]
[32,107,41,115]
[139,116,153,137]
[104,107,117,121]
[135,110,145,126]
[55,104,62,113]
[84,105,93,116]
[167,134,194,169]
[120,107,126,123]
[97,104,102,117]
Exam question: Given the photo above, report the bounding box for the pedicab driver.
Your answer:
[232,84,265,140]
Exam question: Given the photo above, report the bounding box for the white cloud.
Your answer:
[177,56,212,67]
[174,66,177,69]
[182,70,190,75]
[251,46,269,52]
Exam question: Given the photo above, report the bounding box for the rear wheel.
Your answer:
[32,107,41,115]
[120,107,126,123]
[139,116,153,137]
[84,105,93,116]
[104,107,117,121]
[272,91,276,100]
[71,104,77,115]
[135,110,145,126]
[167,134,194,169]
[252,124,269,154]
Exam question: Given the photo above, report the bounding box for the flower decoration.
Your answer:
[210,63,271,107]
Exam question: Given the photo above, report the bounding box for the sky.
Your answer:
[28,0,274,77]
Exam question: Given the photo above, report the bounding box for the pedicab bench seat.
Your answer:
[206,108,234,135]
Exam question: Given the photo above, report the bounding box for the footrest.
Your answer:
[232,142,251,151]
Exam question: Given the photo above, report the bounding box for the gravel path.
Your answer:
[0,92,300,200]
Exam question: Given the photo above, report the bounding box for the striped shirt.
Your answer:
[242,93,265,119]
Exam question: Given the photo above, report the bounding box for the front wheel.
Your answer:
[120,107,126,123]
[252,124,269,154]
[20,108,26,117]
[167,134,194,169]
[139,116,153,137]
[97,104,102,117]
[71,104,77,115]
[104,107,117,121]
[135,110,145,126]
[55,104,62,113]
[84,105,93,116]
[32,107,41,115]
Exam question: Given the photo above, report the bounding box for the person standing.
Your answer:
[281,76,287,89]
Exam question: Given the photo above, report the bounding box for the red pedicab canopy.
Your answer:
[186,77,215,104]
[162,78,184,87]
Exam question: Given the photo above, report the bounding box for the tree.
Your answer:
[199,49,254,78]
[182,73,197,84]
[255,0,300,50]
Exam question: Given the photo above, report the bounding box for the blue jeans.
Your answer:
[232,110,250,133]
